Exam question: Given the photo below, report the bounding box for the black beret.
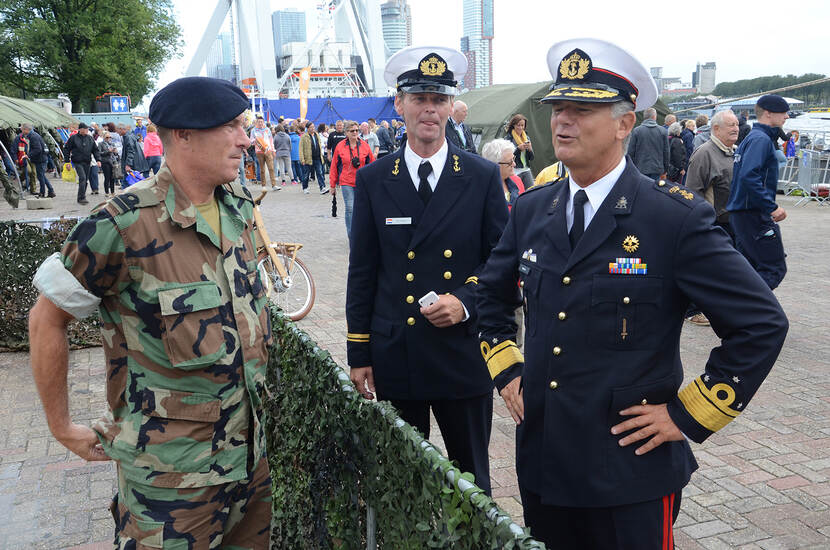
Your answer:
[77,122,88,129]
[149,77,250,129]
[757,94,789,113]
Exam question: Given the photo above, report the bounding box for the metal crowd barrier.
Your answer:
[781,150,830,206]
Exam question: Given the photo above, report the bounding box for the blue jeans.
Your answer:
[89,163,99,192]
[254,156,261,182]
[35,160,54,196]
[310,159,325,190]
[146,155,162,175]
[291,160,304,184]
[340,185,354,239]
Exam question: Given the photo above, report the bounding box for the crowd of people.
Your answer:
[24,36,795,550]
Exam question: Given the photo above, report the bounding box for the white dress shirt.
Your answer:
[404,139,448,192]
[566,157,627,233]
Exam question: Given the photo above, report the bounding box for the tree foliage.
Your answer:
[712,73,830,105]
[0,0,182,110]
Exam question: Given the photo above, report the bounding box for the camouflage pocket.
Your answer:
[158,282,226,369]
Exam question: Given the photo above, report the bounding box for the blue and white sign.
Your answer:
[110,96,129,113]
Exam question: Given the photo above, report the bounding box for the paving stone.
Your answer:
[683,519,733,539]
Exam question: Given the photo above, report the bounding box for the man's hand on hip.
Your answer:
[350,366,375,400]
[771,207,787,222]
[420,294,464,328]
[54,423,110,462]
[611,403,684,455]
[500,376,524,425]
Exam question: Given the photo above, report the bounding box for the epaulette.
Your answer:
[653,180,701,209]
[224,180,253,202]
[106,187,161,215]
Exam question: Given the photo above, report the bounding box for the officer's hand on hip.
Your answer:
[771,206,787,222]
[55,423,110,462]
[500,376,524,425]
[420,294,464,327]
[611,403,684,455]
[350,366,375,400]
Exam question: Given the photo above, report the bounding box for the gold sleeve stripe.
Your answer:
[347,333,370,342]
[465,276,479,285]
[480,340,523,379]
[677,377,739,433]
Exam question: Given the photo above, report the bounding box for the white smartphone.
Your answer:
[418,291,440,308]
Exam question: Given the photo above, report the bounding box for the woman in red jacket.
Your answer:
[330,120,375,238]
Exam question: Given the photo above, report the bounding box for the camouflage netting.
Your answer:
[0,219,101,350]
[265,311,545,549]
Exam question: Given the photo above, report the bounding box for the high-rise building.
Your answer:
[696,62,716,94]
[460,0,493,90]
[206,32,238,84]
[272,9,307,62]
[380,0,411,58]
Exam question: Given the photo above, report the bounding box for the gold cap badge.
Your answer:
[559,49,591,81]
[420,55,447,77]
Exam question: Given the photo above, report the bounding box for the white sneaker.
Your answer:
[271,185,277,190]
[320,188,329,195]
[303,189,310,194]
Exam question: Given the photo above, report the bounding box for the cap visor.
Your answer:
[399,83,457,95]
[541,86,622,104]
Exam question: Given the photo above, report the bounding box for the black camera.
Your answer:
[351,157,360,168]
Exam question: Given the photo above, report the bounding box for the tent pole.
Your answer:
[0,139,24,196]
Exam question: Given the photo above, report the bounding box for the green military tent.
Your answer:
[0,95,79,128]
[458,82,672,176]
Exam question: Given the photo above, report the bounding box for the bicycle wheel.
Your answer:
[257,251,316,321]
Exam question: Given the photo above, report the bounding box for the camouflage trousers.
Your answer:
[111,457,272,549]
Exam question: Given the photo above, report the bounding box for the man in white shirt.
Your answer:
[345,45,509,496]
[445,100,477,154]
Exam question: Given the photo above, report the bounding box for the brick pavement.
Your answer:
[1,173,829,549]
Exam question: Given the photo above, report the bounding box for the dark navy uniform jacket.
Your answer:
[476,159,788,507]
[346,141,508,400]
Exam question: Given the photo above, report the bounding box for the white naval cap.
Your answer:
[541,38,658,112]
[383,45,468,95]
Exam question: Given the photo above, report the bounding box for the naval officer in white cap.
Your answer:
[345,45,510,496]
[475,38,787,548]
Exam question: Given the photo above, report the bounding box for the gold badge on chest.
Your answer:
[452,154,460,172]
[392,158,400,176]
[622,235,639,253]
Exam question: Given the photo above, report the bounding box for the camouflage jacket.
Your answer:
[59,166,272,488]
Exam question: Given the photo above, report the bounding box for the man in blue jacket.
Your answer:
[726,94,789,290]
[346,45,508,495]
[476,39,788,549]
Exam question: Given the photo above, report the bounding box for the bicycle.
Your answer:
[251,190,316,321]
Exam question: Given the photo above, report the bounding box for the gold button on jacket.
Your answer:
[406,273,414,282]
[558,312,567,321]
[406,295,414,304]
[553,346,562,356]
[443,271,452,280]
[623,296,631,304]
[407,251,415,259]
[407,317,415,326]
[562,276,571,285]
[549,380,559,389]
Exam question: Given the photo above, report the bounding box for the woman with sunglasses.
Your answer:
[330,120,375,239]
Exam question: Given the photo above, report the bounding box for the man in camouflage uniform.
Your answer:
[28,77,274,549]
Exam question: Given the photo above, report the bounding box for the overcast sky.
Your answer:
[148,0,829,106]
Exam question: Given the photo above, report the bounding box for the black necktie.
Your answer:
[417,162,433,205]
[569,189,589,249]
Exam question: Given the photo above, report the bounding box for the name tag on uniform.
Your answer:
[385,217,412,225]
